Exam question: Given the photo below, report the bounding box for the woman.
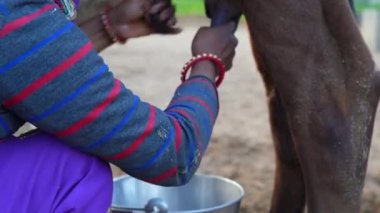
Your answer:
[0,0,238,212]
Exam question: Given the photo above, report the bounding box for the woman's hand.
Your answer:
[147,0,181,34]
[107,0,180,40]
[190,22,238,80]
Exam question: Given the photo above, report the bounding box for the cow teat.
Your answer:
[204,0,242,30]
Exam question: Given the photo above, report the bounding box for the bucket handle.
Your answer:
[110,198,168,213]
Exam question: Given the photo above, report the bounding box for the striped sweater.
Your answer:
[0,0,219,186]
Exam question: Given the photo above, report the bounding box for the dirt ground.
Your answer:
[101,17,380,212]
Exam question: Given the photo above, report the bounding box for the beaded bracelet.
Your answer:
[181,53,226,88]
[55,0,77,20]
[101,7,127,44]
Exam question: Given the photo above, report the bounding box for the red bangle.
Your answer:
[101,6,127,44]
[181,53,226,88]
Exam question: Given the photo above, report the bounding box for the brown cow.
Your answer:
[205,0,380,212]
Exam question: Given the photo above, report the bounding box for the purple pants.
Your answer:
[0,132,112,212]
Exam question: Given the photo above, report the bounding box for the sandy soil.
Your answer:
[100,17,380,212]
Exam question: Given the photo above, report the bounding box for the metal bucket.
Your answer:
[111,174,245,213]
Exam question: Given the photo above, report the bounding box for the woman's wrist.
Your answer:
[101,7,127,44]
[189,61,217,81]
[181,53,226,87]
[78,14,114,52]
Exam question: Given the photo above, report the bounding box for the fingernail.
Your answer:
[168,19,175,26]
[150,6,159,14]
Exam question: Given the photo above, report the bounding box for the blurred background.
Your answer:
[358,0,380,64]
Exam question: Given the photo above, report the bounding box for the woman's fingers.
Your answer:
[148,0,181,34]
[109,0,145,25]
[223,50,236,71]
[221,42,238,70]
[167,17,177,27]
[149,1,166,15]
[115,20,153,39]
[219,27,238,70]
[159,6,175,23]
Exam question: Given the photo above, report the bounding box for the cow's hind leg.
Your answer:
[287,105,372,213]
[268,89,305,213]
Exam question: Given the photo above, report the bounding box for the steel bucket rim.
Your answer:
[111,174,245,213]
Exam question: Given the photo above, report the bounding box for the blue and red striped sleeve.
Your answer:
[0,0,219,186]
